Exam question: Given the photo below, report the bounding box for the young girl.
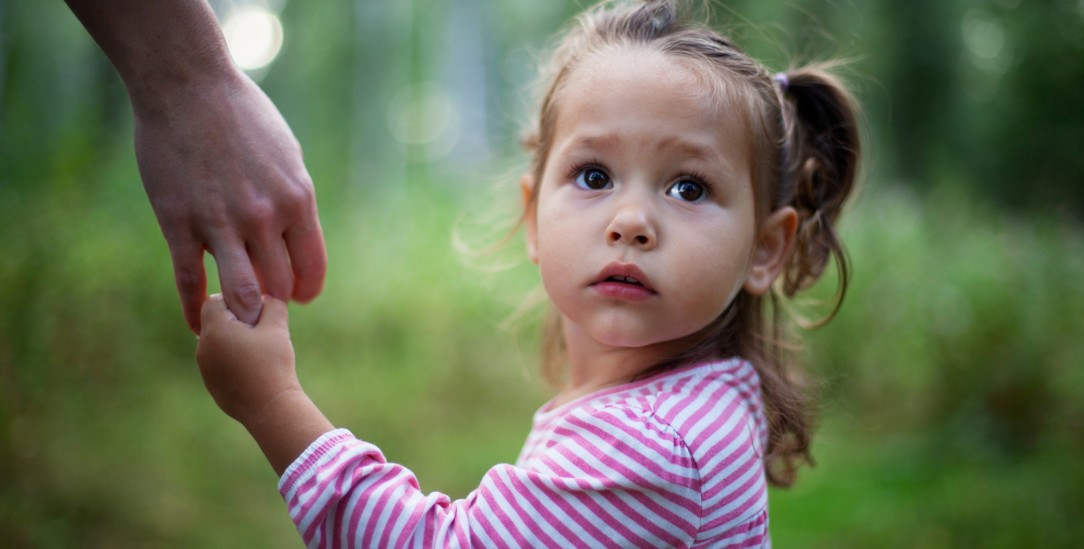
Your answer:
[196,0,860,546]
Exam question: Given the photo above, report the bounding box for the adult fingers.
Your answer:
[248,232,294,302]
[211,239,263,326]
[168,238,209,334]
[285,217,327,303]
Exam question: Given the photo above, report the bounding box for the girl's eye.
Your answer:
[668,179,706,202]
[574,168,612,190]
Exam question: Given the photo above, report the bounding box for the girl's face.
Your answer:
[525,46,791,356]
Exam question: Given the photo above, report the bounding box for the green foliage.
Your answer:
[2,0,1083,546]
[770,183,1084,547]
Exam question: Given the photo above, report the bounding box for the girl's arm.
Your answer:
[276,405,753,548]
[196,295,333,476]
[197,296,766,547]
[275,410,706,546]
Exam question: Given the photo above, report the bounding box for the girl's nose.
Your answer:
[606,204,657,250]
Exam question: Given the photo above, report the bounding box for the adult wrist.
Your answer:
[66,0,243,117]
[125,53,244,121]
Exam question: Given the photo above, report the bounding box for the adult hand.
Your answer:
[65,0,327,333]
[134,73,327,333]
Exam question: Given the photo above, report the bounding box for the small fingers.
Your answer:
[168,238,208,334]
[285,216,328,303]
[258,295,290,328]
[199,293,233,327]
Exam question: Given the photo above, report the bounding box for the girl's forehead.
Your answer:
[563,45,750,122]
[573,45,703,90]
[556,46,752,143]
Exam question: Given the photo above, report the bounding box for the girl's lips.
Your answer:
[590,262,656,301]
[592,280,656,301]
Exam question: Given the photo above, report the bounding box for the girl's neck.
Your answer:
[554,319,703,408]
[552,350,647,408]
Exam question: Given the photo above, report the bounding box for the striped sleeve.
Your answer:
[278,405,702,548]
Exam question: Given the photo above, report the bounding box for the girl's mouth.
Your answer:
[593,263,654,290]
[592,263,656,301]
[605,275,643,286]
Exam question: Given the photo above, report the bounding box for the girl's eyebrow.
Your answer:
[658,136,738,182]
[560,133,621,155]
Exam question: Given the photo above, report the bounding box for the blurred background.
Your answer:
[2,0,1083,546]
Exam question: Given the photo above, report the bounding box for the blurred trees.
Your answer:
[2,0,1083,546]
[870,0,1084,213]
[3,1,1082,212]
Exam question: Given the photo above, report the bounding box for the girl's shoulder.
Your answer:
[537,358,766,450]
[533,358,771,537]
[606,358,766,445]
[592,357,761,409]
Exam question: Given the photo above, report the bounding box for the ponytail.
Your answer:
[775,66,860,318]
[747,64,861,485]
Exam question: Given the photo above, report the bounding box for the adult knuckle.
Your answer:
[287,135,304,155]
[283,174,316,207]
[230,281,262,309]
[242,199,276,230]
[202,201,233,232]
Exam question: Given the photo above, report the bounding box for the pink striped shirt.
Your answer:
[279,358,770,548]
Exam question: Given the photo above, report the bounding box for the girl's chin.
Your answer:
[560,313,705,353]
[587,322,719,355]
[587,328,688,352]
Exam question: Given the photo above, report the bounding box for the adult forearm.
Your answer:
[64,0,239,108]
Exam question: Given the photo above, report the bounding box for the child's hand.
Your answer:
[196,294,300,426]
[197,294,333,476]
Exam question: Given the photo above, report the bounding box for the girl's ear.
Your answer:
[743,206,798,295]
[521,174,539,264]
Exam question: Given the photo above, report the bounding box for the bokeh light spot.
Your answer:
[223,5,284,71]
[387,83,461,160]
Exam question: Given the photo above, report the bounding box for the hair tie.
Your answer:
[773,72,789,92]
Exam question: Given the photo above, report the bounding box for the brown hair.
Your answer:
[520,0,861,487]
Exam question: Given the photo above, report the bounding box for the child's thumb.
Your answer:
[257,295,290,328]
[200,294,235,328]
